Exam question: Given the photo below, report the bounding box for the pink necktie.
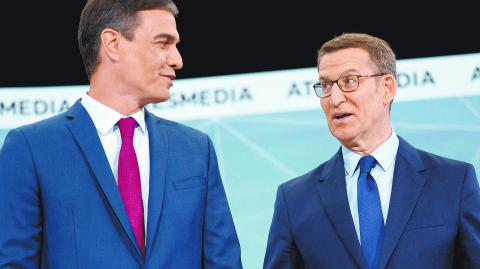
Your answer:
[118,117,145,255]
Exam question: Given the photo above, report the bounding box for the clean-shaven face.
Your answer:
[319,48,391,148]
[118,9,183,106]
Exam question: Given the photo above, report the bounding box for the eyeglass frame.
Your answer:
[312,73,386,98]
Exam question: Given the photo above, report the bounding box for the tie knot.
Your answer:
[359,155,377,174]
[118,117,136,138]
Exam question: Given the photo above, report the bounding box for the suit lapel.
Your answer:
[144,111,169,258]
[316,150,369,269]
[66,101,145,261]
[377,137,426,269]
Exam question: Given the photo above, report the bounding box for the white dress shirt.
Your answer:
[81,93,150,231]
[343,129,399,242]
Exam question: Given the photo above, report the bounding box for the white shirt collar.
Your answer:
[342,129,399,176]
[81,92,146,136]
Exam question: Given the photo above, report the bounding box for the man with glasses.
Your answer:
[264,33,480,269]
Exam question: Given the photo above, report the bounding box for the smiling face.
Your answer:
[117,9,183,106]
[318,47,395,153]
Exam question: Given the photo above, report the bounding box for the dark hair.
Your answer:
[78,0,178,79]
[317,33,396,78]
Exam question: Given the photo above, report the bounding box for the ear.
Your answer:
[99,28,121,62]
[381,74,397,106]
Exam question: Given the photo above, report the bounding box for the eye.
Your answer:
[340,76,358,89]
[345,76,357,85]
[154,40,169,49]
[320,81,331,89]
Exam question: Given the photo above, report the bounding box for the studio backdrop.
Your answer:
[1,53,480,268]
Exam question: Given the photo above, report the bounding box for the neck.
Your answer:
[344,125,393,156]
[88,74,143,116]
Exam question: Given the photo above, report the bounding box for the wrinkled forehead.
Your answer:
[318,48,376,80]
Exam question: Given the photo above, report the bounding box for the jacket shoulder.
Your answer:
[417,148,472,172]
[13,111,69,136]
[148,113,208,141]
[280,160,329,194]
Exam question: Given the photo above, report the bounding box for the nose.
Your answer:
[168,45,183,70]
[329,82,346,107]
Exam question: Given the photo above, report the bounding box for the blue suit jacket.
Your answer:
[0,101,242,268]
[264,137,480,269]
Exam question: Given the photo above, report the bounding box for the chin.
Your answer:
[331,129,357,145]
[151,90,170,102]
[152,96,169,104]
[144,86,170,102]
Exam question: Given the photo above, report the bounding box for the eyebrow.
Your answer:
[153,33,180,43]
[319,68,360,80]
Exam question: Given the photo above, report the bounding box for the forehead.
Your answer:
[135,9,180,41]
[318,48,374,79]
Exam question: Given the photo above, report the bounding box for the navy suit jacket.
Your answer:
[0,101,242,268]
[264,137,480,269]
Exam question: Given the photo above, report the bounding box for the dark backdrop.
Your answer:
[0,1,477,87]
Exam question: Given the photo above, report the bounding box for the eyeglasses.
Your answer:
[313,74,385,98]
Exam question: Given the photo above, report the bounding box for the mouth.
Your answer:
[332,112,353,121]
[160,74,176,87]
[163,74,176,80]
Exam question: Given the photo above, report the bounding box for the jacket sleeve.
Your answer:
[455,164,480,268]
[0,129,42,268]
[263,185,303,269]
[203,136,243,269]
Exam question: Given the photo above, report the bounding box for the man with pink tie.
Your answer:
[0,0,242,268]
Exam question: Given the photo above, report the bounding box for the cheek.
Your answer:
[151,50,167,65]
[365,99,383,117]
[320,100,329,114]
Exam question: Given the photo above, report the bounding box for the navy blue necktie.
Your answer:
[358,155,384,269]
